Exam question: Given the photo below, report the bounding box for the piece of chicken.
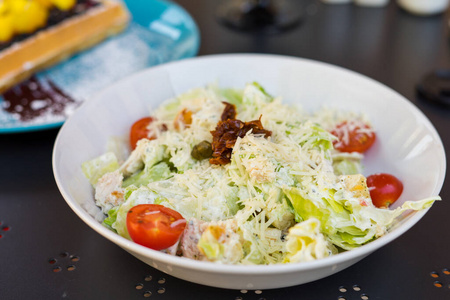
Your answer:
[95,170,125,213]
[180,218,208,260]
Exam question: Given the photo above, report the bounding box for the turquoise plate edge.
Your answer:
[0,0,200,134]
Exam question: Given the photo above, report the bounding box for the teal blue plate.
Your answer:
[0,0,199,134]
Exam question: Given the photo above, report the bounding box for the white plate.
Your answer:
[53,54,446,290]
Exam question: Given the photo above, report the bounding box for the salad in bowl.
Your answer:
[53,54,445,289]
[81,81,439,265]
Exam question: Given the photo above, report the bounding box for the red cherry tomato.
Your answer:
[126,204,186,250]
[367,173,403,208]
[331,121,376,153]
[130,117,155,150]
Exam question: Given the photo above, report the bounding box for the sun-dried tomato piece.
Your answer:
[210,114,271,165]
[210,119,243,165]
[221,102,237,121]
[242,118,271,136]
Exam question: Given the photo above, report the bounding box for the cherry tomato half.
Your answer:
[331,121,376,153]
[129,117,155,150]
[367,173,403,208]
[126,204,186,250]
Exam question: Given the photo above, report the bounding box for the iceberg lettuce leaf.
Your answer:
[333,158,363,175]
[102,206,119,232]
[82,152,120,186]
[283,218,337,263]
[123,162,172,188]
[284,187,439,250]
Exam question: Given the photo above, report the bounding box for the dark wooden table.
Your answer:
[1,0,449,299]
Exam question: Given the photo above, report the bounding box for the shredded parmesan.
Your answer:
[92,83,429,265]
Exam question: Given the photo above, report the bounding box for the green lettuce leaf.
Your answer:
[242,82,273,106]
[333,158,363,175]
[123,161,172,188]
[103,206,119,232]
[283,218,337,263]
[198,230,224,260]
[219,88,244,107]
[82,152,120,186]
[284,187,439,250]
[300,123,334,153]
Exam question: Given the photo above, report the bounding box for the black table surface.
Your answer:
[1,1,449,299]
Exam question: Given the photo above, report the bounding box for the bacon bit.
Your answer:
[174,108,193,130]
[160,123,168,132]
[221,102,237,121]
[210,106,271,165]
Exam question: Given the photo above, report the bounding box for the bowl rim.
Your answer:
[52,53,446,276]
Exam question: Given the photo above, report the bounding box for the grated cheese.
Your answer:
[87,82,438,265]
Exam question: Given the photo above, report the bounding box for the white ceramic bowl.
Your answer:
[53,54,446,290]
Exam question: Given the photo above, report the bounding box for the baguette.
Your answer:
[0,0,129,94]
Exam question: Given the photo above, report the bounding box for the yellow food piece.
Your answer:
[0,14,14,42]
[35,0,53,8]
[0,1,9,15]
[51,0,76,11]
[0,0,77,42]
[10,0,49,34]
